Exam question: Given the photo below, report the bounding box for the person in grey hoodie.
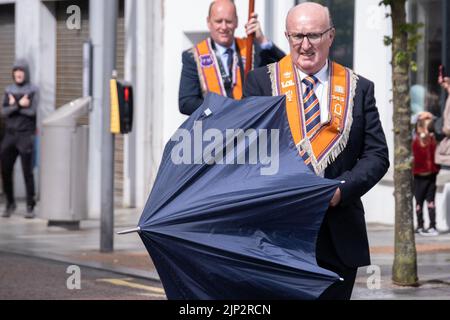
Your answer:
[1,59,38,219]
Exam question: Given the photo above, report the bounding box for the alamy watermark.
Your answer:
[66,5,81,30]
[66,265,81,290]
[170,121,280,176]
[366,265,381,290]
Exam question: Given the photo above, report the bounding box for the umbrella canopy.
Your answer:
[137,93,341,299]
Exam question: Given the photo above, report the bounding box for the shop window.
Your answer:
[408,0,442,116]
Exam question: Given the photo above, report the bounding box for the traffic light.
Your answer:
[110,79,133,134]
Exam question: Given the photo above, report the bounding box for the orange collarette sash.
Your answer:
[193,38,251,100]
[268,55,357,174]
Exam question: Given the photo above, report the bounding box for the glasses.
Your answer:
[286,27,334,45]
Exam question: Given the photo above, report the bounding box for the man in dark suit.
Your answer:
[179,0,285,115]
[244,2,389,299]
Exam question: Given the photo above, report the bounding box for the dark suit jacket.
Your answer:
[179,40,285,115]
[244,65,390,268]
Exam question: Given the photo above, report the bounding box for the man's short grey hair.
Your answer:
[325,7,334,28]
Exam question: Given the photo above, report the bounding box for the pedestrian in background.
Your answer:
[434,76,450,167]
[412,117,440,236]
[1,59,38,219]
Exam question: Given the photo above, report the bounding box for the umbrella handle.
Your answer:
[117,226,141,235]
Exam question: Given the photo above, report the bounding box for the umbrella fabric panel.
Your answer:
[140,94,290,223]
[141,231,338,300]
[138,93,341,299]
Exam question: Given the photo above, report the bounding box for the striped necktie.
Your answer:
[302,76,321,138]
[225,48,234,98]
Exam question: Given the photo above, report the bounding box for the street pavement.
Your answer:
[0,202,449,300]
[352,223,450,300]
[0,252,165,300]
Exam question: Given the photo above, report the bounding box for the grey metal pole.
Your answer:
[82,41,93,98]
[102,0,118,253]
[90,0,118,253]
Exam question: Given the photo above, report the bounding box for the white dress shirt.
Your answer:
[215,40,274,77]
[214,42,237,77]
[297,61,330,125]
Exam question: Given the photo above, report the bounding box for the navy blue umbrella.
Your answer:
[130,93,340,299]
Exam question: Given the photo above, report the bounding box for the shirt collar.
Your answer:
[297,60,329,85]
[214,40,237,56]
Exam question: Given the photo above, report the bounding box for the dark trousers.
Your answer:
[0,131,35,206]
[414,174,437,229]
[317,260,357,300]
[316,218,358,300]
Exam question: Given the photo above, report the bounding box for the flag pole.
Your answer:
[244,0,256,77]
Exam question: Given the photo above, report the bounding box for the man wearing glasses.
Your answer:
[244,2,389,299]
[178,0,285,115]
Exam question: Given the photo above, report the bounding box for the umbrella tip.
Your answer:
[117,226,141,235]
[339,277,345,282]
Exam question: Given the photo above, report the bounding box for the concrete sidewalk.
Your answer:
[0,204,158,280]
[1,202,449,299]
[353,223,450,299]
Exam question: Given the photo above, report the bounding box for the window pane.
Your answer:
[408,0,442,116]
